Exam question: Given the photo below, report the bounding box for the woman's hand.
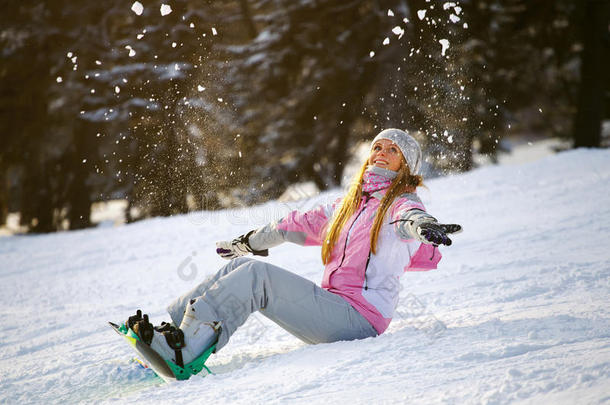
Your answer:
[416,223,462,246]
[215,231,269,259]
[215,239,252,259]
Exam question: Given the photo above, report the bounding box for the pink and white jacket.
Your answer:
[249,190,441,335]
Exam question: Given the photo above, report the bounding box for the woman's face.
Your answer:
[369,139,403,171]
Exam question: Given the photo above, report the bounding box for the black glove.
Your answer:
[417,223,462,246]
[215,230,269,259]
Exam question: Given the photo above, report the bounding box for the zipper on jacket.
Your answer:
[336,193,371,270]
[430,246,436,260]
[364,251,371,290]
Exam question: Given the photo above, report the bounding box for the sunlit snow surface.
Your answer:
[1,149,609,404]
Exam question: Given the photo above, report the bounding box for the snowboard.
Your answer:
[109,321,216,382]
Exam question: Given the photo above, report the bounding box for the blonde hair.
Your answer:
[321,159,423,264]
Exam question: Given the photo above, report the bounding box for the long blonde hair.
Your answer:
[321,159,423,264]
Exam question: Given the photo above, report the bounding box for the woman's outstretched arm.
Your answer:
[216,201,337,259]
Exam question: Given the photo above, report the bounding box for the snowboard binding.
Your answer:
[126,310,155,345]
[112,309,217,382]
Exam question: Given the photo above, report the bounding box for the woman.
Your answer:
[126,128,462,373]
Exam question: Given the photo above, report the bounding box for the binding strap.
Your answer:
[162,327,186,368]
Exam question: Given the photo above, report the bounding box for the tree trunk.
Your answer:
[66,161,92,229]
[0,172,7,226]
[573,0,610,147]
[31,162,55,233]
[239,0,258,39]
[66,122,93,230]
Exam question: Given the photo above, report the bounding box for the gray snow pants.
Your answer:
[167,257,377,351]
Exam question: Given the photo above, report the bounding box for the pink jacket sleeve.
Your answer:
[247,199,339,251]
[276,201,337,246]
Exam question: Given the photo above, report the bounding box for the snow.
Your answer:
[418,9,427,20]
[449,14,461,23]
[90,200,129,227]
[131,1,143,16]
[491,136,572,167]
[1,149,610,404]
[439,39,450,56]
[125,45,136,57]
[392,26,404,39]
[160,4,172,16]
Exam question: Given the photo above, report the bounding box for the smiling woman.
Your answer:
[120,128,462,380]
[369,139,403,171]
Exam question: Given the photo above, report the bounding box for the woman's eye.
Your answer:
[390,147,398,153]
[374,145,381,151]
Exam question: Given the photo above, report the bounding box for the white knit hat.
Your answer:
[371,128,422,175]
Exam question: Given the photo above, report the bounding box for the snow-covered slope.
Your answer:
[1,149,609,405]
